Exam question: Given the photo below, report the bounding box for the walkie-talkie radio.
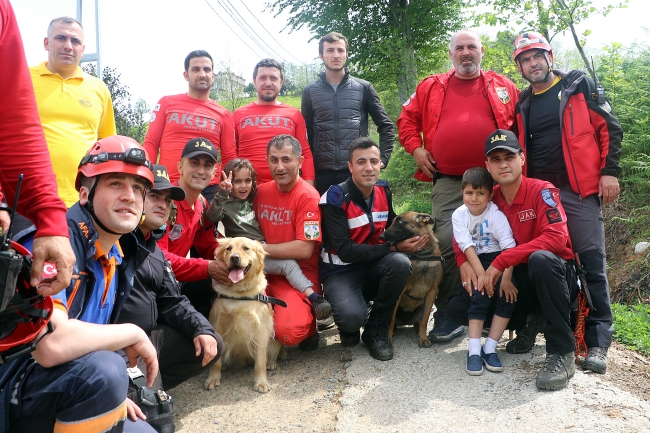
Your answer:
[591,56,607,105]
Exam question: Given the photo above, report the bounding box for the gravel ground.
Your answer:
[171,323,650,433]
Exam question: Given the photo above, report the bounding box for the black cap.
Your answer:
[181,137,218,162]
[485,129,522,156]
[152,164,185,201]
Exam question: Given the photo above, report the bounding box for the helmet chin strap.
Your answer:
[84,176,146,236]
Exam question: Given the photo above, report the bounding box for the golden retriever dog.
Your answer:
[204,237,283,393]
[380,212,444,348]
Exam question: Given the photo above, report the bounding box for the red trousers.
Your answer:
[267,276,320,346]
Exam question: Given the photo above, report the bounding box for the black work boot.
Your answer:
[536,352,576,390]
[361,321,393,361]
[583,346,608,374]
[506,311,545,354]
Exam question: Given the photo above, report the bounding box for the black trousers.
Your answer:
[323,253,412,332]
[128,324,223,391]
[448,250,577,354]
[153,324,223,390]
[467,252,516,321]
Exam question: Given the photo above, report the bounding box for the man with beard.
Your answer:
[512,32,622,373]
[145,50,237,204]
[234,58,315,185]
[302,32,394,195]
[397,29,519,344]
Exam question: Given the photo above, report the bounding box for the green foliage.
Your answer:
[381,146,431,215]
[612,303,650,356]
[472,0,629,78]
[269,0,463,102]
[82,64,149,143]
[480,31,528,88]
[597,42,650,203]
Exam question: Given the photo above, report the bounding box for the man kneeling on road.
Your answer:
[116,164,223,392]
[319,137,426,361]
[453,130,577,390]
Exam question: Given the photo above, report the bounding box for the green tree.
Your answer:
[270,0,463,103]
[473,0,628,80]
[597,42,650,201]
[82,64,149,143]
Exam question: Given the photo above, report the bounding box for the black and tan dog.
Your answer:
[380,211,444,348]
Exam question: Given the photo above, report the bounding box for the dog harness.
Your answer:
[215,292,288,308]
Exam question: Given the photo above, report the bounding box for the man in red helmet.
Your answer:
[512,31,622,375]
[397,29,519,343]
[9,136,160,433]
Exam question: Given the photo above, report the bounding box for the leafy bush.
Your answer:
[612,303,650,356]
[381,146,432,215]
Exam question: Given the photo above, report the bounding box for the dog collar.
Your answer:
[407,253,445,265]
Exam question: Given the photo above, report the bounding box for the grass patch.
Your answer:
[612,302,650,356]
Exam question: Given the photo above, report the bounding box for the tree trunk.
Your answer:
[397,44,418,104]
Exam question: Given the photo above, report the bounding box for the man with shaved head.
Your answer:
[397,30,519,343]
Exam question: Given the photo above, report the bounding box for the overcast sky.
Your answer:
[13,0,648,107]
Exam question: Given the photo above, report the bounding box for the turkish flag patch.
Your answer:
[546,208,563,224]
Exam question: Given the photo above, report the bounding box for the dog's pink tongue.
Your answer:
[229,268,245,284]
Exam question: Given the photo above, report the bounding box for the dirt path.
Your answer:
[171,325,650,432]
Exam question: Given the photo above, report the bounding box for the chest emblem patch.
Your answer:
[168,223,184,242]
[495,87,510,104]
[518,209,537,222]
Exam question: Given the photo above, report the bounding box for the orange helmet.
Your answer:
[0,242,54,358]
[75,135,154,190]
[513,31,552,61]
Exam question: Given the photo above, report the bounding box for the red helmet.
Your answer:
[0,242,54,356]
[75,136,154,191]
[513,31,553,61]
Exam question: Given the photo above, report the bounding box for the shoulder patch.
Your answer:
[546,208,563,224]
[304,221,320,240]
[541,188,560,207]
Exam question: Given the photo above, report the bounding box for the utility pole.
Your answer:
[76,0,102,80]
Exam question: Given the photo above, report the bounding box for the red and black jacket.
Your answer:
[516,69,623,199]
[319,178,396,280]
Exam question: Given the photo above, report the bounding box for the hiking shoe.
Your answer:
[361,322,393,361]
[481,348,503,372]
[428,311,465,343]
[536,352,576,391]
[298,333,319,352]
[506,311,545,354]
[583,347,608,374]
[311,295,332,320]
[317,315,336,331]
[339,330,360,347]
[466,353,483,376]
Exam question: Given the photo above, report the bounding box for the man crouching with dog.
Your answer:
[320,137,427,361]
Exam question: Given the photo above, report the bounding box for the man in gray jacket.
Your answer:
[302,32,395,195]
